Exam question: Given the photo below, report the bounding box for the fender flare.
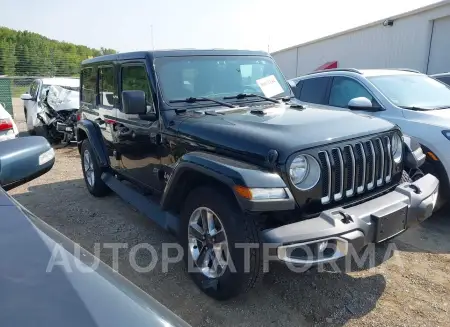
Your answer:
[160,151,295,212]
[76,119,110,167]
[402,134,426,169]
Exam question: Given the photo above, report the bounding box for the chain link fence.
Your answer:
[0,76,40,117]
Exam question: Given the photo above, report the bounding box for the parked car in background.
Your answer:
[431,72,450,86]
[289,68,450,210]
[0,102,19,142]
[21,78,79,143]
[77,50,438,300]
[0,136,191,327]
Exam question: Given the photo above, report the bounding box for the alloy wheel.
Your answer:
[83,150,95,187]
[188,207,229,278]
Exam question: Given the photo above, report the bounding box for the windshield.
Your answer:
[155,55,291,106]
[367,74,450,109]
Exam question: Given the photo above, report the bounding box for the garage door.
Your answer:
[428,16,450,74]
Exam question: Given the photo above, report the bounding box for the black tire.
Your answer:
[41,126,61,145]
[180,186,263,300]
[80,139,111,197]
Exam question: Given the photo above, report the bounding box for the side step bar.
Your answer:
[101,172,180,236]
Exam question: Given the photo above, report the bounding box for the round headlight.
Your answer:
[289,154,321,190]
[391,133,403,163]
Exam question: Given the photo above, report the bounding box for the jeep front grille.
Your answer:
[318,136,394,204]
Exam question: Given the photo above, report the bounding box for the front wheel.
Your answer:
[181,186,263,300]
[80,139,111,197]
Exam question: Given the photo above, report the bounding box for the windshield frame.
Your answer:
[154,55,292,110]
[367,74,450,110]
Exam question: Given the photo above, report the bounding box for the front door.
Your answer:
[327,76,382,117]
[114,62,163,193]
[25,80,40,131]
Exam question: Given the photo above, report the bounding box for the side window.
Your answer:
[329,77,374,108]
[99,66,115,107]
[81,67,97,105]
[437,76,450,86]
[39,84,49,101]
[299,77,331,104]
[121,65,154,113]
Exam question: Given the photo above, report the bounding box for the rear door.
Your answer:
[80,65,119,169]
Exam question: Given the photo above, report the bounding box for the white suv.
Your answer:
[289,68,450,209]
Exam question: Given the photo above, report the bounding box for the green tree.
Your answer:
[0,26,118,76]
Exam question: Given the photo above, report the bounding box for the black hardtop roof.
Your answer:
[81,49,270,65]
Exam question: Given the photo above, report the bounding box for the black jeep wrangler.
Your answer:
[76,49,439,300]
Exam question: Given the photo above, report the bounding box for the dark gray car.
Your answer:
[0,136,191,327]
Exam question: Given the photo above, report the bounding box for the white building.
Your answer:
[272,0,450,79]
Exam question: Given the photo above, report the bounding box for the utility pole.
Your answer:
[151,25,155,50]
[267,34,271,53]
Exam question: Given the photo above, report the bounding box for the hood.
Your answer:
[403,108,450,129]
[176,103,396,163]
[46,85,80,111]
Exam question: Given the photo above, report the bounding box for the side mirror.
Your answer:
[288,80,296,93]
[0,136,55,191]
[348,97,377,111]
[20,93,33,101]
[122,90,147,115]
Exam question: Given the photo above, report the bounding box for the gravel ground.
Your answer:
[9,99,450,327]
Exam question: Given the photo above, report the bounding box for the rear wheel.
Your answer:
[80,139,111,197]
[181,186,263,300]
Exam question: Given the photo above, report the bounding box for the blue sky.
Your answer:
[1,0,441,52]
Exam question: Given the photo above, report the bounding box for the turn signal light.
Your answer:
[233,186,288,200]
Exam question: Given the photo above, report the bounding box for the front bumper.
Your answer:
[261,174,439,265]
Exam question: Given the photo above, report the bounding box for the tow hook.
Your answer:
[336,211,353,224]
[407,184,421,194]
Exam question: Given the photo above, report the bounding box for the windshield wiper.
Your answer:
[400,105,450,111]
[223,93,279,104]
[399,106,431,111]
[169,97,235,108]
